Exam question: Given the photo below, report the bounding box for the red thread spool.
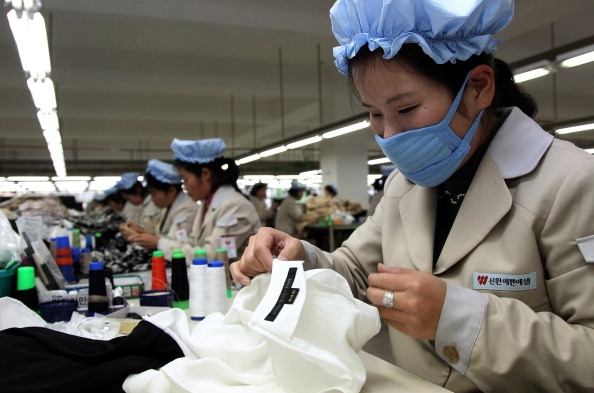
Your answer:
[151,250,167,290]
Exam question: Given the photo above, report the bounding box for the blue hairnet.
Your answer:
[330,0,514,75]
[146,159,181,185]
[116,172,140,190]
[170,138,226,164]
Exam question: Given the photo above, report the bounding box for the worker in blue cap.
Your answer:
[232,1,594,391]
[126,159,198,251]
[116,171,163,239]
[156,138,260,264]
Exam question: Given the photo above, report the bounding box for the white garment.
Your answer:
[124,260,381,393]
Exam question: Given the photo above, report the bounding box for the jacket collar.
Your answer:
[401,107,554,272]
[488,107,554,179]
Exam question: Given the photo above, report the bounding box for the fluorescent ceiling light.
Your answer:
[37,110,59,130]
[287,136,323,149]
[52,176,91,181]
[7,176,49,181]
[299,169,321,177]
[322,120,370,139]
[560,51,594,68]
[18,181,57,192]
[236,154,261,165]
[27,77,56,110]
[558,44,594,68]
[54,181,89,192]
[585,148,594,154]
[259,145,287,157]
[7,9,51,79]
[368,157,391,165]
[556,123,594,134]
[514,67,551,83]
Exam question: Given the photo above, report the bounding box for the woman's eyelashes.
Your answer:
[398,105,418,114]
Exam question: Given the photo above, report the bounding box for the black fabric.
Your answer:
[0,320,184,393]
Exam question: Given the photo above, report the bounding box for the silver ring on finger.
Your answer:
[382,290,394,308]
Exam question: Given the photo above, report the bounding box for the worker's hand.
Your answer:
[231,227,305,286]
[128,232,159,251]
[367,263,447,340]
[119,221,140,241]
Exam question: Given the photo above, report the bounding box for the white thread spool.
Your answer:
[206,261,228,315]
[189,257,207,321]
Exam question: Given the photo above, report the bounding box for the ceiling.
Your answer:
[2,0,594,178]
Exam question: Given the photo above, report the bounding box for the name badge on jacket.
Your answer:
[472,272,536,291]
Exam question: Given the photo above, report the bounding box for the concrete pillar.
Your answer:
[320,131,369,208]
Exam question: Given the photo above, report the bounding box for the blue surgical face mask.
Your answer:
[374,72,483,187]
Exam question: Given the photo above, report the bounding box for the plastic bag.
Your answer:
[0,210,21,264]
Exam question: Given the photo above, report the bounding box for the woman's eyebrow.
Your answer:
[361,92,415,108]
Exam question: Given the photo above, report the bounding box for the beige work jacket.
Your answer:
[161,185,261,263]
[309,108,594,393]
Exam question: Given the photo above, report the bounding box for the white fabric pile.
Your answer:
[124,260,381,393]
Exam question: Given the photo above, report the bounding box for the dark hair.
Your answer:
[373,176,387,191]
[105,192,125,205]
[119,181,147,198]
[174,156,241,193]
[324,184,338,197]
[347,44,538,118]
[144,171,182,193]
[288,187,304,198]
[250,182,267,196]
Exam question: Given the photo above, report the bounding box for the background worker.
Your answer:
[127,159,198,251]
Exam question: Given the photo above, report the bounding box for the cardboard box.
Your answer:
[113,274,145,299]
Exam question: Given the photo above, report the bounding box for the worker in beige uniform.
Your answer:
[116,172,163,239]
[248,182,277,227]
[274,181,308,238]
[127,159,198,251]
[157,138,261,264]
[231,0,594,392]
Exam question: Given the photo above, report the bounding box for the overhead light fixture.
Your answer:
[7,176,49,182]
[513,60,555,83]
[236,154,261,165]
[259,145,287,157]
[557,44,594,68]
[27,77,56,110]
[286,135,323,149]
[322,120,370,139]
[368,157,391,165]
[37,109,59,130]
[556,123,594,134]
[299,169,321,177]
[585,148,594,154]
[6,8,51,79]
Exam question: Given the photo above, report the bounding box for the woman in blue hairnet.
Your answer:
[116,172,163,238]
[127,159,198,251]
[159,138,261,264]
[232,0,594,392]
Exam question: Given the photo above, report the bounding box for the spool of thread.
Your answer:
[79,247,92,274]
[171,249,189,309]
[85,235,95,250]
[111,286,126,310]
[15,266,38,311]
[215,247,232,291]
[87,261,109,315]
[151,250,167,290]
[55,236,75,283]
[189,253,208,321]
[94,232,104,251]
[72,228,81,248]
[71,247,81,276]
[205,261,228,315]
